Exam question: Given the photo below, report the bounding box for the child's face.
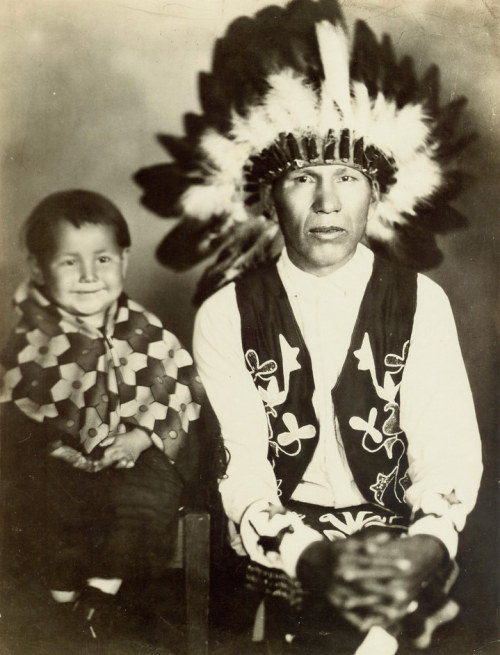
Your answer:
[33,221,129,325]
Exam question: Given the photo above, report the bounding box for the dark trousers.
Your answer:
[2,446,183,590]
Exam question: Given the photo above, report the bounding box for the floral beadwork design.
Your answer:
[245,333,316,458]
[349,333,411,506]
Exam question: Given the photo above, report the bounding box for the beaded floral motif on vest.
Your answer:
[245,333,317,495]
[350,333,411,506]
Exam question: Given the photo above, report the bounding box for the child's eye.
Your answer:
[61,258,76,266]
[338,174,356,183]
[98,256,111,264]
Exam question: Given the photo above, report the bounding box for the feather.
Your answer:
[433,97,468,143]
[193,219,283,305]
[183,112,207,139]
[350,21,380,99]
[198,129,250,181]
[394,56,418,109]
[437,132,477,161]
[156,134,196,167]
[198,72,232,131]
[415,204,469,234]
[316,21,351,119]
[386,152,443,215]
[133,0,475,289]
[180,183,240,222]
[379,34,397,99]
[156,216,232,271]
[266,70,319,133]
[134,163,195,218]
[368,223,444,271]
[418,64,440,116]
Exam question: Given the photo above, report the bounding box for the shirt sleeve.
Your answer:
[193,284,282,524]
[401,274,483,557]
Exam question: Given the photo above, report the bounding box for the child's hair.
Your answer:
[23,190,131,263]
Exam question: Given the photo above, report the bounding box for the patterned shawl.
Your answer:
[0,282,203,463]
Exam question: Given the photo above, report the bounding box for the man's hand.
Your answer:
[297,532,394,628]
[340,533,447,625]
[297,531,447,632]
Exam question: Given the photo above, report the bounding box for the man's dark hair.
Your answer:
[23,189,131,262]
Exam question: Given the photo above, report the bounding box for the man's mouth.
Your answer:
[75,289,105,295]
[308,226,346,239]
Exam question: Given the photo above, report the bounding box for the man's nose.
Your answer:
[313,181,341,213]
[79,260,97,282]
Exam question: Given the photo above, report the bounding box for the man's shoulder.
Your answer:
[372,256,449,301]
[411,272,455,326]
[195,282,239,330]
[415,271,450,302]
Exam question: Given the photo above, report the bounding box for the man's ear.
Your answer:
[262,184,279,223]
[367,181,380,223]
[28,256,45,285]
[120,248,130,277]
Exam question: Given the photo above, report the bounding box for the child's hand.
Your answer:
[49,442,98,473]
[97,428,152,470]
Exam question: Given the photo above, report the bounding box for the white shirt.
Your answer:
[193,245,483,559]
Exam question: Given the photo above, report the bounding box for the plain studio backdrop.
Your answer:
[0,0,498,649]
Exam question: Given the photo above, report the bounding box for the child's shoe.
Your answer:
[71,585,119,641]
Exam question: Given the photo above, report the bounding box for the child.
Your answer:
[0,190,204,644]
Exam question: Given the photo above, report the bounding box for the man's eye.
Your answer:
[61,259,76,266]
[338,175,356,183]
[98,256,111,263]
[295,174,314,183]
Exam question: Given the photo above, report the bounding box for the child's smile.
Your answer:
[34,221,129,326]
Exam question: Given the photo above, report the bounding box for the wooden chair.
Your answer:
[166,510,211,655]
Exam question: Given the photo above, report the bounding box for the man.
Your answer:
[135,0,482,650]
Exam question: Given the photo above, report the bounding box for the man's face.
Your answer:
[272,164,374,276]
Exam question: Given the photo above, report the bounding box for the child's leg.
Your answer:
[94,448,184,581]
[71,449,183,640]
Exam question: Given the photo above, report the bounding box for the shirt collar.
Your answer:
[277,243,374,296]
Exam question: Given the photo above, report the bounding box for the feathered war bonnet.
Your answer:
[135,0,474,304]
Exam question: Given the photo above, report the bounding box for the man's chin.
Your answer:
[296,249,356,276]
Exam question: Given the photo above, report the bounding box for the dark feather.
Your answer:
[207,0,344,121]
[430,169,475,204]
[134,163,197,218]
[417,64,440,117]
[368,222,443,271]
[156,216,232,271]
[198,72,233,131]
[183,112,208,140]
[433,97,468,143]
[394,56,418,109]
[379,33,397,99]
[156,134,196,167]
[350,21,380,98]
[437,132,477,161]
[414,204,469,234]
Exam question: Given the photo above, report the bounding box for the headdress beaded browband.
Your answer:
[135,0,474,304]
